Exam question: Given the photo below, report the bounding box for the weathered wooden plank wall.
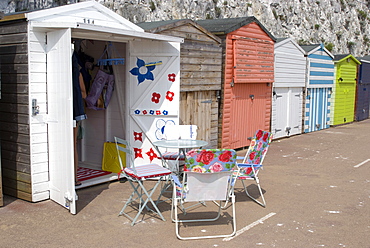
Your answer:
[0,20,32,201]
[142,20,222,148]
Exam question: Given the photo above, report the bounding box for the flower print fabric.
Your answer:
[196,150,215,165]
[237,130,272,179]
[184,149,237,173]
[218,150,233,162]
[209,162,224,172]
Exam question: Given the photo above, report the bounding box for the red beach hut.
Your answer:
[196,17,276,149]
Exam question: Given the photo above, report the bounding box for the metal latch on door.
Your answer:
[285,126,291,135]
[32,99,39,116]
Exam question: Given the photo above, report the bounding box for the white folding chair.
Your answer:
[171,149,238,240]
[115,137,171,226]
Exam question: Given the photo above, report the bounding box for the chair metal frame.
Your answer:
[115,137,171,226]
[171,149,238,240]
[236,130,273,207]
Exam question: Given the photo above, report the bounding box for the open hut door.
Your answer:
[126,40,180,164]
[46,28,76,214]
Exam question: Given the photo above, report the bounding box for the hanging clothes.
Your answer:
[85,44,116,110]
[72,51,87,121]
[84,69,115,110]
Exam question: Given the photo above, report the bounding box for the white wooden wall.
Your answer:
[29,28,50,202]
[272,39,305,139]
[274,39,306,88]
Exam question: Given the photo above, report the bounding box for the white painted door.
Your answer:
[46,28,76,214]
[272,87,288,139]
[288,87,303,136]
[127,40,180,164]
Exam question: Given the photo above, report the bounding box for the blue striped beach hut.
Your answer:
[300,44,334,133]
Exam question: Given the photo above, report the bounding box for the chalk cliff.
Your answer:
[1,0,369,56]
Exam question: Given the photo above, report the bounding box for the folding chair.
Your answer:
[236,130,273,207]
[171,149,238,240]
[115,137,171,226]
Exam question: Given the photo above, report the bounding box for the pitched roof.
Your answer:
[275,37,289,43]
[300,44,320,53]
[275,37,305,54]
[334,54,350,61]
[195,16,276,41]
[359,55,370,62]
[137,19,221,43]
[137,19,184,31]
[334,54,361,64]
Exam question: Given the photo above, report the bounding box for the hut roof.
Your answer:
[137,19,221,43]
[334,54,361,64]
[300,44,334,58]
[275,37,305,54]
[300,44,321,53]
[195,16,276,41]
[137,19,184,31]
[359,55,370,63]
[0,1,183,43]
[276,37,289,43]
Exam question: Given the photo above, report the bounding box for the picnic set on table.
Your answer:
[114,125,272,240]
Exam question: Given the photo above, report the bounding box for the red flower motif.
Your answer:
[245,167,253,176]
[262,132,269,142]
[168,73,176,82]
[142,110,147,115]
[134,148,143,159]
[133,131,143,142]
[249,151,256,161]
[166,91,174,101]
[151,92,161,104]
[196,150,215,165]
[255,130,263,140]
[146,148,158,162]
[156,110,161,115]
[218,150,232,162]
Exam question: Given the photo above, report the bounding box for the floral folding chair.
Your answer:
[236,130,273,207]
[115,137,171,226]
[171,149,238,240]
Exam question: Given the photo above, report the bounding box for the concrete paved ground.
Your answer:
[1,119,369,247]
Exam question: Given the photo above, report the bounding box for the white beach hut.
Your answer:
[0,1,182,214]
[272,38,306,139]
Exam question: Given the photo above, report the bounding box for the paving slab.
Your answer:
[1,119,369,247]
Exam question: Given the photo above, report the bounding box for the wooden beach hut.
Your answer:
[0,1,182,214]
[300,44,334,133]
[137,19,222,148]
[272,38,306,139]
[356,55,370,121]
[196,17,276,149]
[331,54,360,125]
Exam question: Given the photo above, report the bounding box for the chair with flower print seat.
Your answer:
[171,149,238,240]
[236,130,273,207]
[115,137,172,226]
